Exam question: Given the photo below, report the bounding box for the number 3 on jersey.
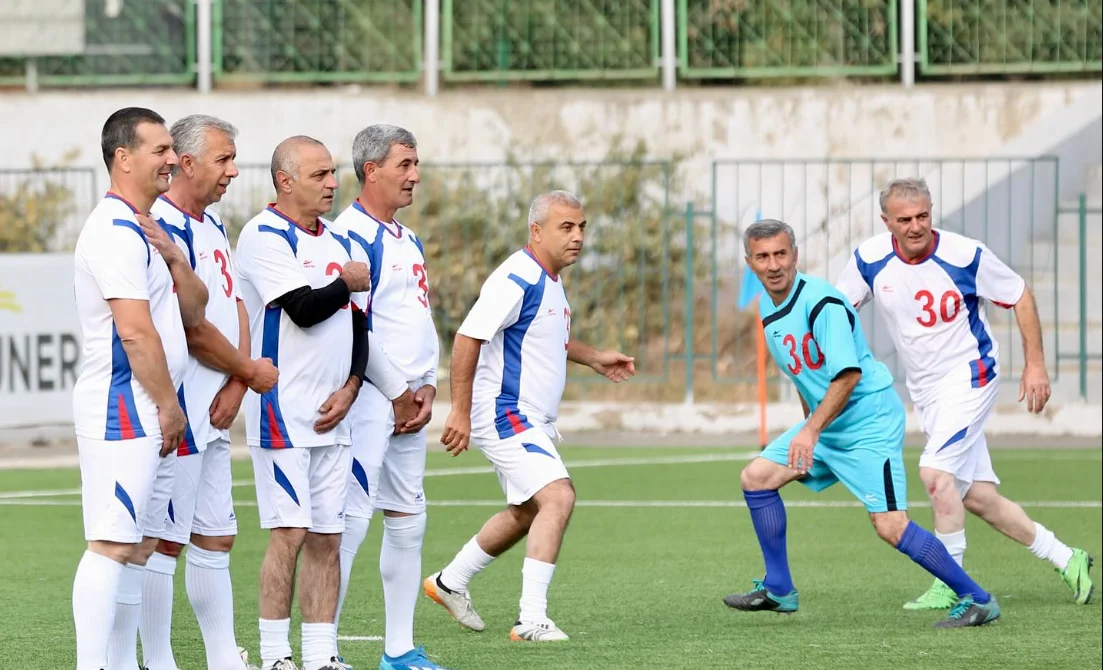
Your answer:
[412,263,430,307]
[784,332,824,375]
[915,289,962,327]
[326,262,350,309]
[213,248,233,298]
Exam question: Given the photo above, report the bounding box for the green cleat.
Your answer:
[933,595,1000,628]
[1059,548,1095,605]
[722,579,799,613]
[903,579,957,610]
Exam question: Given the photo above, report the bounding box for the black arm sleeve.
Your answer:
[350,308,369,380]
[273,278,351,328]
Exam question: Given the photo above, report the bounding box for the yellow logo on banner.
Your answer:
[0,284,21,313]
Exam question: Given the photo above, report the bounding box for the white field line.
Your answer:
[337,635,382,642]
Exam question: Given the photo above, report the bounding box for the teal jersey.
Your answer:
[759,272,895,414]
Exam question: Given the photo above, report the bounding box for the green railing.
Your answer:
[213,0,422,83]
[442,0,660,81]
[1055,193,1103,400]
[678,0,899,79]
[919,0,1103,74]
[0,0,195,87]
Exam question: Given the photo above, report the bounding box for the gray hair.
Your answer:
[528,190,583,227]
[270,135,325,189]
[879,177,932,213]
[743,218,796,255]
[352,124,418,184]
[170,114,238,160]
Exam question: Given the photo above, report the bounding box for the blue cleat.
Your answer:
[380,646,451,670]
[933,595,1001,628]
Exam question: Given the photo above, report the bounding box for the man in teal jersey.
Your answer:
[721,219,1001,629]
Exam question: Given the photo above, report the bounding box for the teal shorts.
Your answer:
[760,387,908,513]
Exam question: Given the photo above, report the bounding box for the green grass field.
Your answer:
[1,445,1100,669]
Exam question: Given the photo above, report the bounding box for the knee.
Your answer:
[920,468,960,507]
[157,539,186,558]
[532,479,576,520]
[963,483,998,517]
[305,531,341,556]
[270,527,308,555]
[740,458,778,491]
[508,503,539,529]
[131,536,160,565]
[191,534,234,553]
[870,511,910,546]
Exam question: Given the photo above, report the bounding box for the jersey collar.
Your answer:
[892,229,940,265]
[353,199,403,238]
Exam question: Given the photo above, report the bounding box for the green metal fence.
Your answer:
[1055,194,1102,400]
[214,0,422,83]
[677,0,899,79]
[442,0,660,81]
[919,0,1103,74]
[0,0,195,87]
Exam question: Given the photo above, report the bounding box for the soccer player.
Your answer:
[331,125,445,670]
[424,190,636,642]
[235,136,371,670]
[70,107,199,670]
[722,218,1001,629]
[138,114,279,670]
[836,177,1094,609]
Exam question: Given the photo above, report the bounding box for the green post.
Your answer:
[684,203,695,405]
[1079,193,1088,400]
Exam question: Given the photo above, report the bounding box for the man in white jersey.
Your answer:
[235,136,372,670]
[331,125,448,670]
[137,114,279,670]
[71,107,205,670]
[836,177,1094,610]
[425,191,636,642]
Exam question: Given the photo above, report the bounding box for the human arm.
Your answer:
[207,301,278,430]
[274,259,369,329]
[567,339,636,383]
[439,334,481,456]
[138,214,207,327]
[314,308,368,434]
[835,251,873,310]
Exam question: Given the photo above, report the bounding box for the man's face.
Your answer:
[183,129,239,205]
[123,121,178,196]
[531,203,586,271]
[288,143,338,217]
[366,143,420,211]
[745,232,798,302]
[882,195,934,260]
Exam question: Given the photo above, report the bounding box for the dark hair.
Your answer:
[101,107,166,171]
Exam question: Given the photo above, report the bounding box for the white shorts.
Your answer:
[142,438,238,544]
[915,381,1001,497]
[79,436,162,544]
[474,424,571,506]
[251,445,351,534]
[346,382,428,518]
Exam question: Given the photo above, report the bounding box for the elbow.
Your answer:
[184,319,211,350]
[181,304,206,329]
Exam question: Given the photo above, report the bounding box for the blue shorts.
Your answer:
[760,387,908,513]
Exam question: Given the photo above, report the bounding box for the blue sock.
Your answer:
[896,521,990,604]
[744,489,794,595]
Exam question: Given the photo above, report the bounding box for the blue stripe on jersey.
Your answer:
[352,457,370,495]
[157,216,196,270]
[932,249,997,388]
[175,385,199,456]
[105,322,146,440]
[272,463,300,506]
[112,219,151,266]
[205,212,228,241]
[494,273,546,439]
[114,482,137,521]
[522,442,554,458]
[854,248,894,293]
[259,305,293,448]
[258,224,299,255]
[412,233,425,258]
[330,230,352,256]
[937,427,968,452]
[364,226,385,331]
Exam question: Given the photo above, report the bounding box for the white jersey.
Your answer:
[458,248,571,442]
[152,195,240,453]
[235,205,359,449]
[72,193,189,441]
[836,229,1025,405]
[332,200,439,384]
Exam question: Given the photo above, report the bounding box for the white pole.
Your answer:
[196,0,212,93]
[424,0,440,97]
[660,0,676,91]
[900,0,915,87]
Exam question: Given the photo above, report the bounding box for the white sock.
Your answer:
[519,557,556,623]
[380,514,427,658]
[107,563,145,670]
[259,618,292,669]
[336,514,372,630]
[440,535,495,594]
[301,622,337,670]
[187,545,244,670]
[936,529,967,568]
[1029,522,1074,570]
[73,550,124,670]
[139,552,177,670]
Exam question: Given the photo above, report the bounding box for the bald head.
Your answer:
[270,135,327,189]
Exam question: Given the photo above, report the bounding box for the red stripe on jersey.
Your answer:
[266,402,287,448]
[992,300,1015,309]
[975,358,990,387]
[116,392,137,439]
[505,408,526,434]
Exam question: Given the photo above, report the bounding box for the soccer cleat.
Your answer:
[722,579,799,613]
[1059,548,1095,605]
[266,659,299,670]
[933,596,1001,628]
[380,646,451,670]
[318,657,353,670]
[239,647,261,670]
[903,579,957,610]
[423,572,486,631]
[510,618,570,642]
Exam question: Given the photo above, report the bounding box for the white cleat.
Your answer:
[238,647,261,670]
[423,571,486,632]
[509,618,570,642]
[266,659,299,670]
